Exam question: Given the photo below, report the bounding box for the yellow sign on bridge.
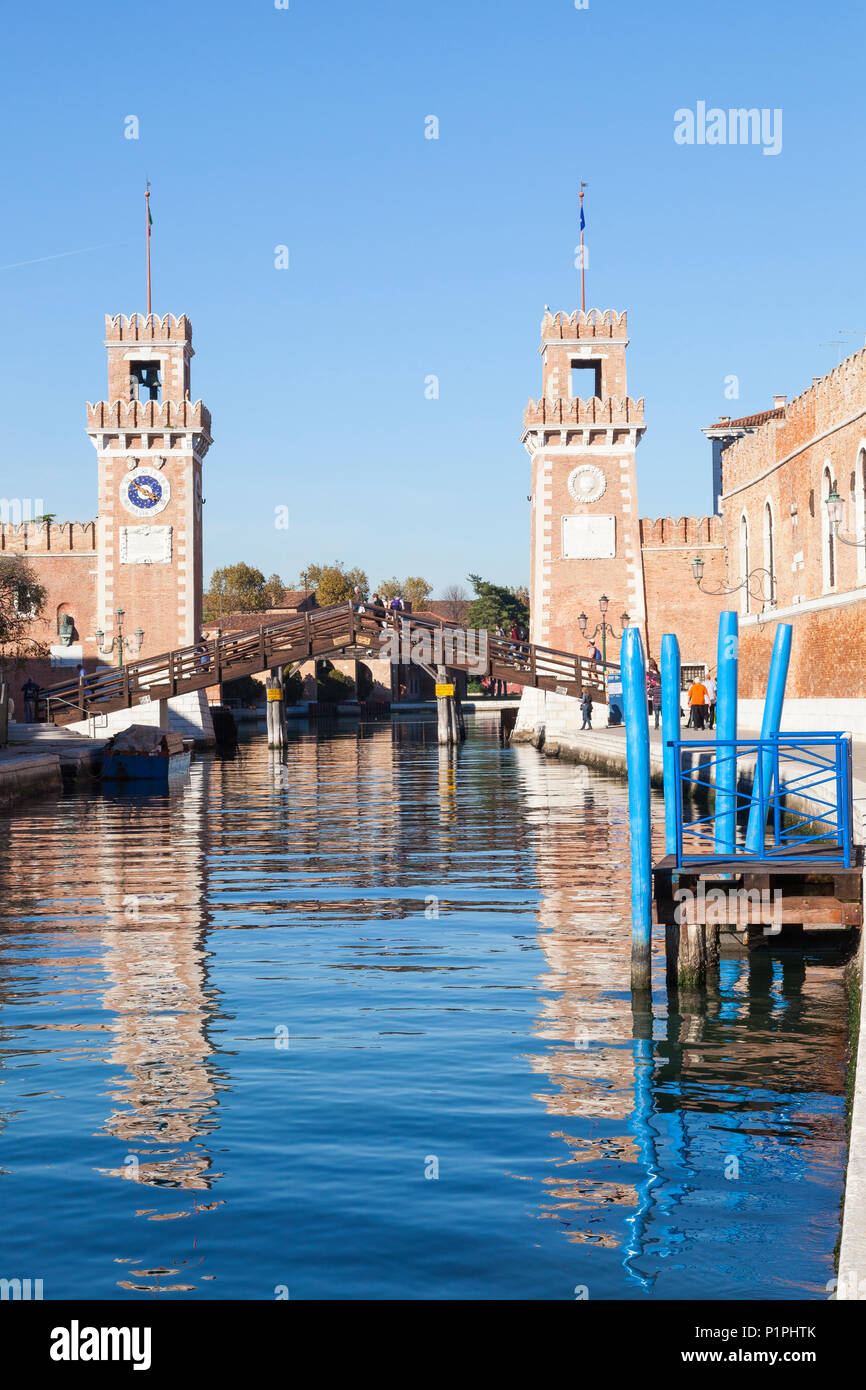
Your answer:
[435,683,455,698]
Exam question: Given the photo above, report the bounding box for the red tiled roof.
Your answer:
[705,407,784,432]
[201,607,305,634]
[423,598,473,622]
[279,589,317,608]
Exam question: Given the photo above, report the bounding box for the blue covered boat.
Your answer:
[102,724,191,786]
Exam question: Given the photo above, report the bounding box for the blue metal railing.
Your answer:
[670,733,853,867]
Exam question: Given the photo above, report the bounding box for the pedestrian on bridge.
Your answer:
[492,624,507,695]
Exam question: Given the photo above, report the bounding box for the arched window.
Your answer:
[739,511,751,613]
[822,465,836,592]
[762,501,776,605]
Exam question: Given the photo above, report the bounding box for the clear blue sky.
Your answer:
[1,0,863,595]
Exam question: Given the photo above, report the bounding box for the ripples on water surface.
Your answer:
[0,717,849,1299]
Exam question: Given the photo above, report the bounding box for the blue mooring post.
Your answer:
[714,611,739,856]
[745,623,793,855]
[660,634,681,857]
[622,627,653,990]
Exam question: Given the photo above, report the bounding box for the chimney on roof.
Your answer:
[773,394,787,409]
[718,415,731,424]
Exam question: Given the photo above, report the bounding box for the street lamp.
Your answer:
[690,553,775,605]
[578,597,630,667]
[95,607,145,667]
[825,487,865,547]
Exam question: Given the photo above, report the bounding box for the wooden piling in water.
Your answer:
[435,666,464,745]
[665,920,708,990]
[266,676,285,749]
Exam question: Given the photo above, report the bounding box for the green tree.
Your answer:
[204,563,271,621]
[299,561,368,606]
[316,660,355,703]
[466,574,530,632]
[378,576,402,603]
[0,557,48,666]
[222,673,265,705]
[377,575,432,610]
[262,572,286,607]
[402,576,433,611]
[281,669,305,705]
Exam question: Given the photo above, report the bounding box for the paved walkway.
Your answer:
[0,724,106,808]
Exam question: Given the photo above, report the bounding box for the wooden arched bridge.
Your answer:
[38,602,616,726]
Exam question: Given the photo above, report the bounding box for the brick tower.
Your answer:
[522,309,647,661]
[86,313,212,661]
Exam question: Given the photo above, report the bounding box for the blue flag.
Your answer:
[579,203,585,232]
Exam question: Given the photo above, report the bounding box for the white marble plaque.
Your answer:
[119,525,172,565]
[49,643,84,668]
[562,514,616,559]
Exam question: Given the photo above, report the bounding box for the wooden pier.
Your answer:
[653,848,864,985]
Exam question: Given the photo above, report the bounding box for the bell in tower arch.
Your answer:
[139,364,161,401]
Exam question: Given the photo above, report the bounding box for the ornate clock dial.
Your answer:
[120,468,171,516]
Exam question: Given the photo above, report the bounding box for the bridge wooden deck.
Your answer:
[38,602,616,727]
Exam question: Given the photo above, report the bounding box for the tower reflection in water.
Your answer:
[513,742,848,1296]
[1,758,224,1294]
[0,719,850,1299]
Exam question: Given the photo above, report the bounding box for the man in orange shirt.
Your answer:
[688,677,710,731]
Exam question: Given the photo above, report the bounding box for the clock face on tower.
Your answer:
[120,468,171,516]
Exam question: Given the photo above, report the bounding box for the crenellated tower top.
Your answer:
[525,308,639,433]
[104,312,193,343]
[540,308,628,342]
[102,312,195,404]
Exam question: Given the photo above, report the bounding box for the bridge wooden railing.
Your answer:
[38,602,618,726]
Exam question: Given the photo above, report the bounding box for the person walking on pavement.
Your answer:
[580,690,593,731]
[705,673,717,729]
[688,675,710,731]
[21,675,39,722]
[647,667,662,729]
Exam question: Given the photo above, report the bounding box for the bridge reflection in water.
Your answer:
[0,719,849,1299]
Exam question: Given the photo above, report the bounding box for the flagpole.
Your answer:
[145,182,152,316]
[579,183,586,314]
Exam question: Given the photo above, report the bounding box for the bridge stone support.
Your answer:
[66,691,215,746]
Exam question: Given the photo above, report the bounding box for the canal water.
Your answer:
[0,716,850,1300]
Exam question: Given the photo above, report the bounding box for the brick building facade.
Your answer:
[2,312,214,740]
[704,348,866,733]
[517,306,866,743]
